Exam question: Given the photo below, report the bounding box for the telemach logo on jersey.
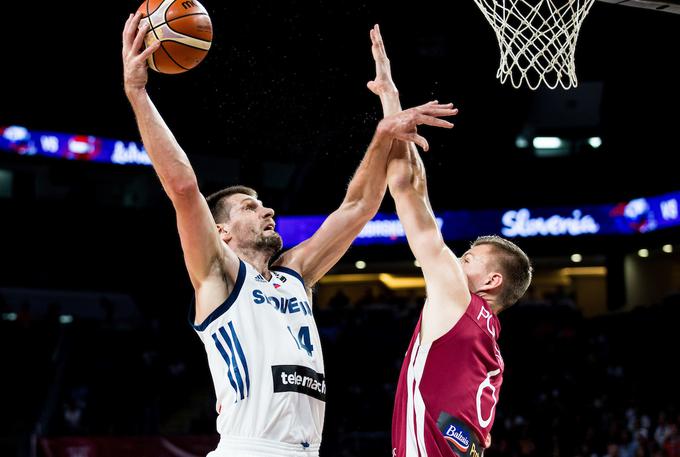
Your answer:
[272,365,326,401]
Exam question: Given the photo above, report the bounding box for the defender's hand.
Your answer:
[367,24,398,97]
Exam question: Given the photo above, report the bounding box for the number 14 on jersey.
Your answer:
[287,325,314,356]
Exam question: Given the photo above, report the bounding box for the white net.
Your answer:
[472,0,596,90]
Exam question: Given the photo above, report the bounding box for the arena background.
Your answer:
[1,1,679,456]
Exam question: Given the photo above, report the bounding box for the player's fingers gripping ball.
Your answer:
[137,0,213,74]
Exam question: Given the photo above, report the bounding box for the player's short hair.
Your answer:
[472,235,533,309]
[206,185,258,223]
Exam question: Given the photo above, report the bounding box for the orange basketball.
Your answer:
[137,0,213,74]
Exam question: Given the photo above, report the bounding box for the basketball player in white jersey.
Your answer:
[122,13,458,457]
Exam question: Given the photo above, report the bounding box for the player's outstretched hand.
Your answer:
[377,101,458,152]
[122,11,160,94]
[367,24,398,97]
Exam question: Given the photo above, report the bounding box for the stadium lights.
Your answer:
[570,253,583,263]
[378,273,426,289]
[515,136,530,148]
[533,137,563,149]
[319,273,425,289]
[637,249,649,258]
[588,137,602,148]
[1,312,17,321]
[355,260,367,270]
[414,259,421,268]
[662,244,673,253]
[59,315,74,324]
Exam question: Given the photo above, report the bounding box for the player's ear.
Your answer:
[479,272,503,292]
[217,223,231,243]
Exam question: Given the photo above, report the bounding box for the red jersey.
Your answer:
[392,294,504,457]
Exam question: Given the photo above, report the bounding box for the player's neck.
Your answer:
[478,292,501,314]
[236,248,273,279]
[489,300,503,315]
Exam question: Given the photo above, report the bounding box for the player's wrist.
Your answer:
[379,87,399,98]
[379,90,400,110]
[124,84,148,99]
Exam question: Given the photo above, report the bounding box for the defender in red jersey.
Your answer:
[367,26,533,457]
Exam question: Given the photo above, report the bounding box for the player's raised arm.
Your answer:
[269,25,393,288]
[273,129,392,289]
[386,122,479,343]
[272,25,441,289]
[276,102,457,289]
[122,12,238,294]
[363,25,470,341]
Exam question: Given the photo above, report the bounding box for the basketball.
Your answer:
[137,0,213,74]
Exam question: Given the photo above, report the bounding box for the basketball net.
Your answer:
[473,0,596,90]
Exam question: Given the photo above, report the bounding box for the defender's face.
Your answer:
[224,194,282,252]
[459,244,496,293]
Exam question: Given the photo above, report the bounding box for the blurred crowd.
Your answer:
[2,288,679,457]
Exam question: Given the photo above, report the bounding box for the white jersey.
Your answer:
[190,260,325,457]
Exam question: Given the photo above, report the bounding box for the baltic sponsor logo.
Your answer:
[272,365,326,401]
[444,424,470,453]
[438,412,482,456]
[252,289,312,315]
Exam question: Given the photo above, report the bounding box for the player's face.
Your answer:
[459,244,497,294]
[226,194,282,254]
